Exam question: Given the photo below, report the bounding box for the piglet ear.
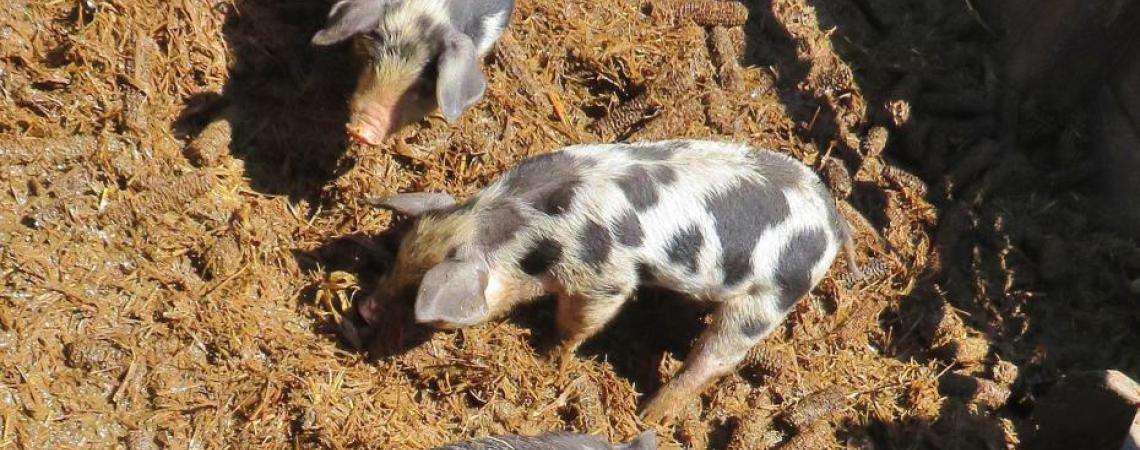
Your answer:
[616,431,657,450]
[436,30,487,123]
[366,192,457,217]
[414,259,490,327]
[311,0,390,46]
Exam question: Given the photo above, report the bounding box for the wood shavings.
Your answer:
[881,165,929,197]
[924,301,990,367]
[9,0,1129,447]
[783,386,846,431]
[200,233,244,280]
[836,257,891,287]
[860,126,889,158]
[819,156,852,199]
[589,91,659,141]
[779,420,836,449]
[727,413,781,450]
[709,26,745,91]
[940,373,1011,409]
[836,200,887,252]
[646,0,750,27]
[742,343,793,381]
[185,115,233,168]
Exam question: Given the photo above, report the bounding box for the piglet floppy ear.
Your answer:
[414,259,490,327]
[616,431,657,450]
[311,0,391,46]
[436,30,487,123]
[366,192,457,217]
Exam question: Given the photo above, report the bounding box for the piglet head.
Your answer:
[311,0,488,145]
[357,192,491,329]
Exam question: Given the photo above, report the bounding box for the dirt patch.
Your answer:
[1,0,1137,448]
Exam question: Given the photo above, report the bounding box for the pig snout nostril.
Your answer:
[346,127,374,146]
[355,298,379,326]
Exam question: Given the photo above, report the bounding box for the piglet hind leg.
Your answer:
[639,290,790,424]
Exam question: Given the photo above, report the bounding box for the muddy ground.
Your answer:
[1,0,1138,448]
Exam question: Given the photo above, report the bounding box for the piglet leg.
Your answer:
[639,290,791,424]
[552,286,633,374]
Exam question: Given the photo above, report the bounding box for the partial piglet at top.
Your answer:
[357,140,856,423]
[311,0,515,145]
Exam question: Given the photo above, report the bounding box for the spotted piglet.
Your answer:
[311,0,514,145]
[358,139,854,423]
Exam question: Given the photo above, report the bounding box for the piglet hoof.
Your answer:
[556,352,572,376]
[547,345,578,380]
[638,396,680,425]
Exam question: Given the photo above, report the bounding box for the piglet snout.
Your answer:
[346,105,393,146]
[347,125,383,146]
[339,312,373,351]
[355,294,382,327]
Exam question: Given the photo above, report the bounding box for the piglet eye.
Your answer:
[410,79,434,99]
[352,34,384,59]
[423,56,440,79]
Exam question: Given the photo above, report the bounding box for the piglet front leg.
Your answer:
[550,290,631,374]
[549,264,639,375]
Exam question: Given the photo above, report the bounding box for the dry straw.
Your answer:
[0,0,1067,447]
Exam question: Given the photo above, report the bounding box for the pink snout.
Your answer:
[346,104,394,146]
[347,124,384,146]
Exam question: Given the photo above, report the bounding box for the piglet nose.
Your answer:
[347,124,383,146]
[356,298,380,326]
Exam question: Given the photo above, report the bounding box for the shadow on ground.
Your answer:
[752,0,1140,447]
[241,0,1139,446]
[175,0,359,203]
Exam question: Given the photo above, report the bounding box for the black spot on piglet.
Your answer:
[478,200,526,249]
[617,166,660,211]
[532,180,579,215]
[519,238,563,275]
[503,152,575,190]
[666,224,704,273]
[773,228,828,310]
[502,151,587,216]
[740,315,772,339]
[748,150,804,189]
[612,211,644,247]
[650,164,678,185]
[706,178,790,287]
[738,230,828,339]
[579,220,613,268]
